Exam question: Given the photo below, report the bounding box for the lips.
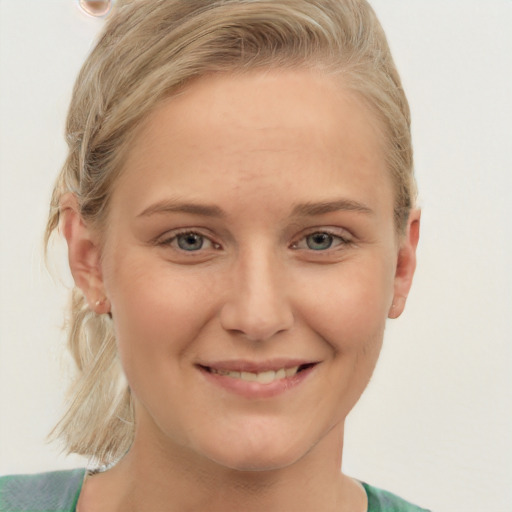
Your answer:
[198,360,318,398]
[209,366,299,384]
[198,361,317,385]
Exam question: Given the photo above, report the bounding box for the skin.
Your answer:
[63,68,420,512]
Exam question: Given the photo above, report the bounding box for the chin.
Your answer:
[210,450,302,473]
[198,430,311,473]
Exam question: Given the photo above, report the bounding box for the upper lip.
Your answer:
[197,359,319,373]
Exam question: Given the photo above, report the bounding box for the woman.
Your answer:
[0,0,428,510]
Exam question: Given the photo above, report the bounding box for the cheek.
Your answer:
[295,253,395,350]
[104,255,219,373]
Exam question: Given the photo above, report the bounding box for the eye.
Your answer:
[158,230,219,252]
[306,232,335,251]
[176,232,205,251]
[292,230,351,251]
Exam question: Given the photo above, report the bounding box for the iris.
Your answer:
[177,233,204,251]
[306,233,334,251]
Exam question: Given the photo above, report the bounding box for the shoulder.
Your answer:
[0,468,86,512]
[362,482,431,512]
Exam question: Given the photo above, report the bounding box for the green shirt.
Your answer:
[0,469,430,511]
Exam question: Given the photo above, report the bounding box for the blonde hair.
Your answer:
[46,0,415,465]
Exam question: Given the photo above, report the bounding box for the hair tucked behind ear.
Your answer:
[46,0,415,465]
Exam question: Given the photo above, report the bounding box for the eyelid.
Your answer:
[291,227,353,250]
[155,228,221,251]
[153,226,353,252]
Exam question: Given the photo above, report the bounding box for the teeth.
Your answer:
[210,366,300,383]
[241,371,258,382]
[254,371,275,384]
[285,367,298,377]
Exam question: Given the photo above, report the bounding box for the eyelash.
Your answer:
[157,228,352,255]
[157,230,221,252]
[290,229,352,252]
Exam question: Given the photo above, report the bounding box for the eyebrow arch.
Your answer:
[137,199,226,218]
[291,199,374,217]
[137,198,372,219]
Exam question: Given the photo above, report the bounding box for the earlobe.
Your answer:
[388,209,421,319]
[60,193,109,314]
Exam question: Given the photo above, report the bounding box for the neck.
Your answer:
[79,425,366,512]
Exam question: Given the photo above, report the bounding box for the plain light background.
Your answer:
[0,1,511,511]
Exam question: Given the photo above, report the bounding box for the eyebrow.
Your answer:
[291,199,374,217]
[137,197,373,219]
[137,199,226,218]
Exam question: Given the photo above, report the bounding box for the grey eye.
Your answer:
[306,233,333,251]
[177,233,204,251]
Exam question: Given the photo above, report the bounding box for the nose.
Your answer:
[220,248,294,342]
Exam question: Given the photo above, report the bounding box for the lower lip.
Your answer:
[198,365,317,399]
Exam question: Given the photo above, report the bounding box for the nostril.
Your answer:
[219,273,294,341]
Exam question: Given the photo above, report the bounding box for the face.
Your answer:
[89,69,416,471]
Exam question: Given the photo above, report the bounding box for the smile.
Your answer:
[208,366,301,384]
[199,362,317,396]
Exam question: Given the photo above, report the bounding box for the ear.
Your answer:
[60,193,110,315]
[388,209,420,319]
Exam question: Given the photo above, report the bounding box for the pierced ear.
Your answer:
[388,209,420,319]
[60,193,109,314]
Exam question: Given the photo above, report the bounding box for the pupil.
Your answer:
[307,233,332,250]
[178,233,203,251]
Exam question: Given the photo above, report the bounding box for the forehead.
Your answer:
[112,69,392,219]
[131,69,385,155]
